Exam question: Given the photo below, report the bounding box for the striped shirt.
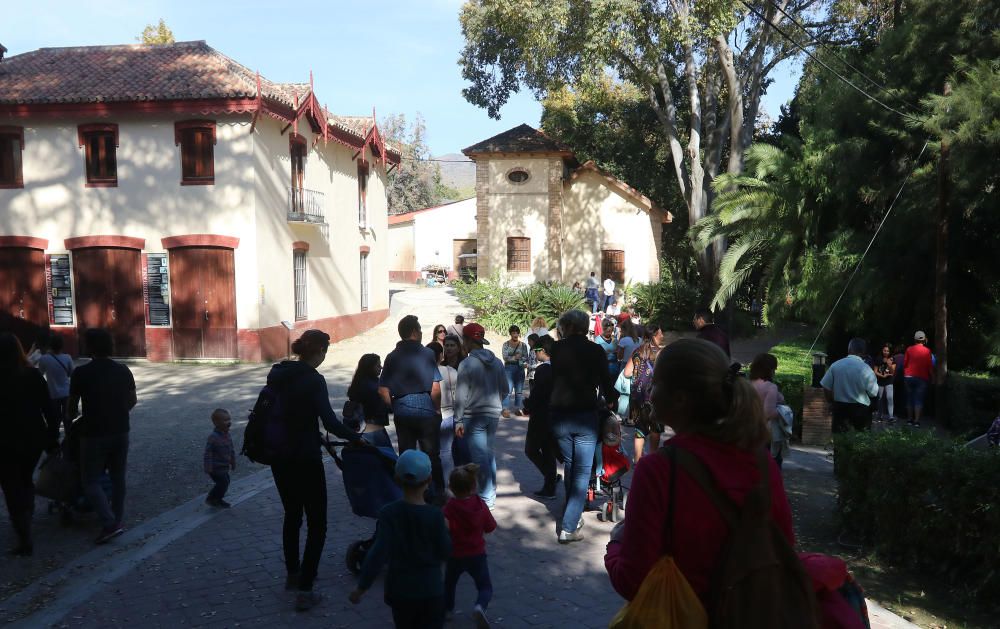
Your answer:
[204,430,235,473]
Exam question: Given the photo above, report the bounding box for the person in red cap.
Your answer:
[454,322,508,509]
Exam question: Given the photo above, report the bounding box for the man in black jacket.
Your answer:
[549,310,618,543]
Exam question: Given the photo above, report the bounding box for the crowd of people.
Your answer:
[3,296,886,628]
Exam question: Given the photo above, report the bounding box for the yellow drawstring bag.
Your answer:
[609,554,708,629]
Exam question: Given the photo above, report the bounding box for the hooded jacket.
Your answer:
[266,360,358,459]
[444,494,497,557]
[454,349,507,420]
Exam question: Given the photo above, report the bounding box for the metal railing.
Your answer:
[287,186,326,225]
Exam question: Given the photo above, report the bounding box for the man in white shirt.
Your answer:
[602,277,616,312]
[820,338,879,433]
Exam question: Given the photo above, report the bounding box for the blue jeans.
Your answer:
[80,432,129,528]
[552,410,599,534]
[504,364,525,412]
[464,413,499,508]
[207,471,230,502]
[439,415,455,486]
[585,288,599,313]
[445,554,493,611]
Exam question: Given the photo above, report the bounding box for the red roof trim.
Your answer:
[292,240,310,251]
[162,234,240,249]
[77,123,119,148]
[359,245,371,254]
[65,235,145,250]
[0,236,48,249]
[0,99,260,119]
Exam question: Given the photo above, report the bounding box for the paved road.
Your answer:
[1,287,916,627]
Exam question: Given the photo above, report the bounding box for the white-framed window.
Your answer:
[293,249,308,321]
[360,252,369,312]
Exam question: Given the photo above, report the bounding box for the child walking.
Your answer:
[204,409,236,508]
[443,464,496,628]
[350,450,451,628]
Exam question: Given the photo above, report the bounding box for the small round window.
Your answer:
[506,168,530,184]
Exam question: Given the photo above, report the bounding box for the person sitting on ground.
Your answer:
[350,450,452,629]
[68,328,137,546]
[347,354,392,449]
[443,463,497,627]
[203,409,236,508]
[454,323,508,510]
[523,335,559,499]
[605,338,796,609]
[820,338,879,433]
[36,333,74,435]
[0,333,60,556]
[447,315,466,339]
[265,329,363,611]
[501,325,529,418]
[550,309,619,544]
[693,308,731,358]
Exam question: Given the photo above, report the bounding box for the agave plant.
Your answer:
[510,284,548,325]
[540,284,587,321]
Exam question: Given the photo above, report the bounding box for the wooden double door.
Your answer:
[0,248,48,348]
[169,247,237,359]
[73,247,146,357]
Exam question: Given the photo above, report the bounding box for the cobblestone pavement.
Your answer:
[1,287,917,627]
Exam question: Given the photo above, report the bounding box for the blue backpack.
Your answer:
[241,384,294,465]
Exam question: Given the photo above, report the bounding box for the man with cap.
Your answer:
[350,449,451,627]
[903,330,933,427]
[821,337,879,432]
[454,322,508,509]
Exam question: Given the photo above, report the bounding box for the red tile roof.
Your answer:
[0,41,306,108]
[462,123,574,157]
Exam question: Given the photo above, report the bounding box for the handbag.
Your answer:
[35,452,80,503]
[610,445,708,629]
[614,369,631,417]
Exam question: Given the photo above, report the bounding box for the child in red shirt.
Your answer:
[443,464,497,627]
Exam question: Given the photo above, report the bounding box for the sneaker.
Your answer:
[95,525,124,544]
[216,499,232,509]
[576,517,585,532]
[557,529,585,544]
[473,604,490,628]
[295,590,321,612]
[285,572,300,591]
[533,487,557,500]
[501,410,511,418]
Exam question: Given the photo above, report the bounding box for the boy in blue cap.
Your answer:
[349,449,452,628]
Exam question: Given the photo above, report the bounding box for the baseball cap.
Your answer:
[617,312,631,323]
[395,450,432,486]
[914,330,927,341]
[462,322,490,345]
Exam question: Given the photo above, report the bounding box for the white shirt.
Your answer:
[603,279,615,296]
[820,355,879,405]
[38,352,74,399]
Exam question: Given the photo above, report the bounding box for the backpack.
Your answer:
[664,445,820,629]
[241,384,294,465]
[342,399,366,433]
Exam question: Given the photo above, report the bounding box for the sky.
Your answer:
[2,0,801,156]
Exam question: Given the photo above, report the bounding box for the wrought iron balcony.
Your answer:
[287,186,327,225]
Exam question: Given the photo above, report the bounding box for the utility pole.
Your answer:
[933,81,951,425]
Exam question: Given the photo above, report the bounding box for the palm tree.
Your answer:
[691,141,814,311]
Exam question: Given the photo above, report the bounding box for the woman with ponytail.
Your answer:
[604,338,795,607]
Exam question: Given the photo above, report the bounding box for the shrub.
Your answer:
[453,273,587,333]
[540,285,586,323]
[631,274,702,331]
[947,372,1000,437]
[834,430,1000,601]
[769,337,813,437]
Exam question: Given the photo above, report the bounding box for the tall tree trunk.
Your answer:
[934,82,951,425]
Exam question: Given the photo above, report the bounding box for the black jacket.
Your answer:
[549,335,619,413]
[0,366,59,454]
[266,360,359,459]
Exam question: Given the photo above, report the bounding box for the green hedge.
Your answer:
[769,337,813,438]
[834,430,1000,601]
[947,373,1000,437]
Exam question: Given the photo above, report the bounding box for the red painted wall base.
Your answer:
[389,270,422,283]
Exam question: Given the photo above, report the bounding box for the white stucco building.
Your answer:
[0,40,398,361]
[462,124,671,286]
[387,198,477,282]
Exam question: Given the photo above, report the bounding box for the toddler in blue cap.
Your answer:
[349,449,452,628]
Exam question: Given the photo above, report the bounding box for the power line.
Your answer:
[740,0,919,122]
[807,140,930,355]
[762,0,921,114]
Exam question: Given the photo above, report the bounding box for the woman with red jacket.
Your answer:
[604,338,794,606]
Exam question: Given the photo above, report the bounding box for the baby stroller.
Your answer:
[324,438,401,575]
[35,420,111,525]
[589,410,631,522]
